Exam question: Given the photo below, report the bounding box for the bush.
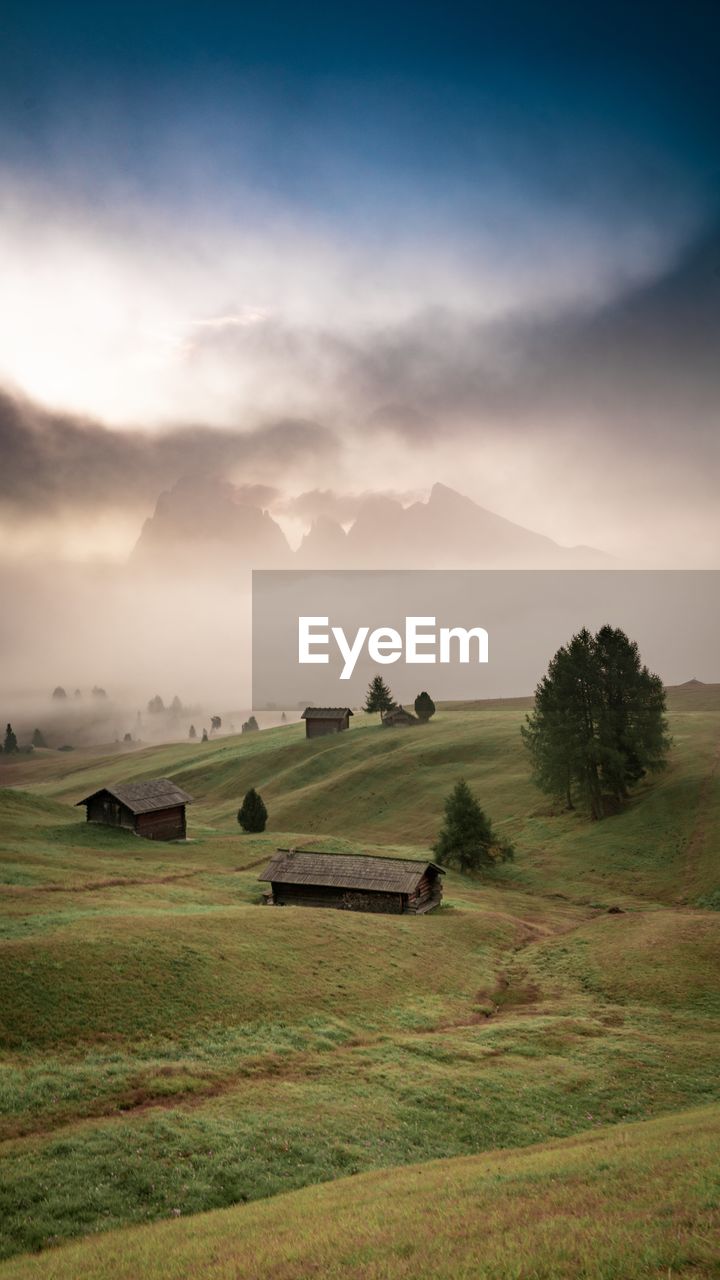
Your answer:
[414,691,436,721]
[238,788,268,833]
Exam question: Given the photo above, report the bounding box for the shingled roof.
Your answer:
[76,778,193,815]
[301,707,354,720]
[259,849,444,894]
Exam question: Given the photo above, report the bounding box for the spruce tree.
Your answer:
[364,675,395,716]
[237,787,268,833]
[522,625,669,819]
[3,723,18,754]
[32,728,47,748]
[414,691,436,721]
[188,724,197,739]
[433,779,511,872]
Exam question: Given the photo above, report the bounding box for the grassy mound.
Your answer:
[536,909,720,1014]
[0,897,521,1049]
[2,1105,717,1280]
[0,692,718,1265]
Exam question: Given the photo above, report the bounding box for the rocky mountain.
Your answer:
[132,476,290,572]
[298,483,611,568]
[133,476,611,571]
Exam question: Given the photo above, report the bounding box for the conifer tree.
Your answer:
[188,724,197,739]
[3,723,18,754]
[32,728,47,748]
[237,787,268,833]
[522,625,669,819]
[433,779,511,871]
[364,674,395,716]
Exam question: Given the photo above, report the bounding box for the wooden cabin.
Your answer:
[259,849,444,914]
[77,778,193,841]
[382,704,419,727]
[301,706,353,738]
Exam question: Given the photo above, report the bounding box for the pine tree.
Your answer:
[433,779,511,872]
[188,724,197,739]
[364,675,395,716]
[201,728,209,742]
[242,716,259,734]
[3,723,18,754]
[522,625,669,819]
[32,728,47,748]
[414,691,436,722]
[237,787,268,833]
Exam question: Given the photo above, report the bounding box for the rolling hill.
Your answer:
[0,685,718,1272]
[2,1105,718,1280]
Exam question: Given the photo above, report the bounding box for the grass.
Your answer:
[0,685,718,1271]
[1,1105,718,1279]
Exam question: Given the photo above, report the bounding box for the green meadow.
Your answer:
[0,684,718,1276]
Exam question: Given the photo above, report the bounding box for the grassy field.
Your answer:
[0,685,718,1273]
[2,1104,717,1280]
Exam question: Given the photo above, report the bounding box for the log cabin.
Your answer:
[301,707,353,738]
[382,704,419,727]
[259,849,444,914]
[77,778,193,841]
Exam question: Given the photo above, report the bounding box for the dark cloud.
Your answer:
[352,221,720,446]
[0,390,336,514]
[177,219,720,473]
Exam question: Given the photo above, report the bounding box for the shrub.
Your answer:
[414,691,436,721]
[238,788,268,833]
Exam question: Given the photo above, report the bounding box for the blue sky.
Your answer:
[1,1,717,217]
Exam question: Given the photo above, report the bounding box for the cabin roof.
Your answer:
[383,704,418,721]
[259,849,444,894]
[76,777,193,814]
[301,707,354,720]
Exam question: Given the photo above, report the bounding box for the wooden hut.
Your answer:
[259,849,444,914]
[301,707,353,738]
[382,704,419,727]
[77,778,192,841]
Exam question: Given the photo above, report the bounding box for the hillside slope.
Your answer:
[0,691,718,1265]
[2,1105,718,1280]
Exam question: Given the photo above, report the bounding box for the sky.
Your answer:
[0,0,718,565]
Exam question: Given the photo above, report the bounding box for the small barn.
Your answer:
[77,778,193,841]
[382,704,418,727]
[301,707,353,738]
[259,849,444,914]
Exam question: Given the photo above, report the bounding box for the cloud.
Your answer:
[0,388,337,516]
[273,487,421,526]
